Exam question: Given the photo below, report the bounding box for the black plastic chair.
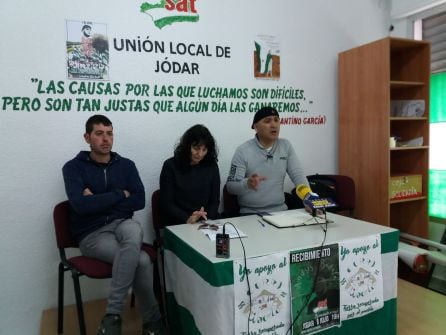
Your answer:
[306,174,356,216]
[221,184,240,218]
[151,190,167,323]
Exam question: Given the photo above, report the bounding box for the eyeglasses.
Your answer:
[197,223,219,231]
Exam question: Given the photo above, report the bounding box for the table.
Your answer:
[163,210,399,335]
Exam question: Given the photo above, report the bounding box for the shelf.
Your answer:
[390,196,427,205]
[390,117,428,121]
[390,37,428,50]
[339,37,429,238]
[390,146,428,151]
[390,80,426,88]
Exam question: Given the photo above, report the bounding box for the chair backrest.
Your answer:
[222,184,240,218]
[285,191,304,210]
[307,174,356,213]
[151,190,163,241]
[53,200,78,249]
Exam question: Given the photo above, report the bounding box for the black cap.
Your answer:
[251,106,279,129]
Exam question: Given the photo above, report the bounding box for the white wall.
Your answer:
[0,1,390,334]
[391,0,446,17]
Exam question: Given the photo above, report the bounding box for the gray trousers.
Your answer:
[79,218,160,323]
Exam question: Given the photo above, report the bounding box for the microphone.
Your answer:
[295,184,337,212]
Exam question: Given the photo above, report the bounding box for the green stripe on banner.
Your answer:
[166,292,201,335]
[319,298,397,335]
[164,229,399,286]
[166,291,397,335]
[164,228,234,286]
[381,230,399,253]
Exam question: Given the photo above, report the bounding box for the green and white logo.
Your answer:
[140,0,199,29]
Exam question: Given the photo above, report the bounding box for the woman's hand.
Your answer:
[187,206,208,224]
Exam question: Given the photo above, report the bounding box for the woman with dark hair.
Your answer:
[160,124,220,226]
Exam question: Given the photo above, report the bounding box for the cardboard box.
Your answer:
[389,175,422,200]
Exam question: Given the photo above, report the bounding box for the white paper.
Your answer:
[197,221,247,241]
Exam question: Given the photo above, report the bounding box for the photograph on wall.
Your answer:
[254,34,280,80]
[66,20,109,80]
[290,244,340,335]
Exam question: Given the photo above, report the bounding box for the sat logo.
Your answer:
[140,0,199,29]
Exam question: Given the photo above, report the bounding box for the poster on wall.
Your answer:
[234,252,290,335]
[66,20,109,80]
[290,244,341,335]
[254,34,280,80]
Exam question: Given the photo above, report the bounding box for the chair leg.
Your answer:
[71,271,87,335]
[426,228,446,288]
[427,264,437,288]
[130,291,136,307]
[57,263,65,334]
[158,248,168,322]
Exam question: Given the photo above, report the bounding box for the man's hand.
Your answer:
[247,173,267,190]
[303,203,323,216]
[83,188,93,196]
[83,188,130,198]
[304,204,313,214]
[187,206,208,224]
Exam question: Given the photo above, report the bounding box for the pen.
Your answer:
[257,219,265,227]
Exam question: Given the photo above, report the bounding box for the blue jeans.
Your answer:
[79,218,160,323]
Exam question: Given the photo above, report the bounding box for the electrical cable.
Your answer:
[223,221,252,335]
[285,219,328,335]
[224,209,330,334]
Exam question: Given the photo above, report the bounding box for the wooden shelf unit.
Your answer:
[338,37,430,237]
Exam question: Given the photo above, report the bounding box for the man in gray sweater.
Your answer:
[226,106,309,214]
